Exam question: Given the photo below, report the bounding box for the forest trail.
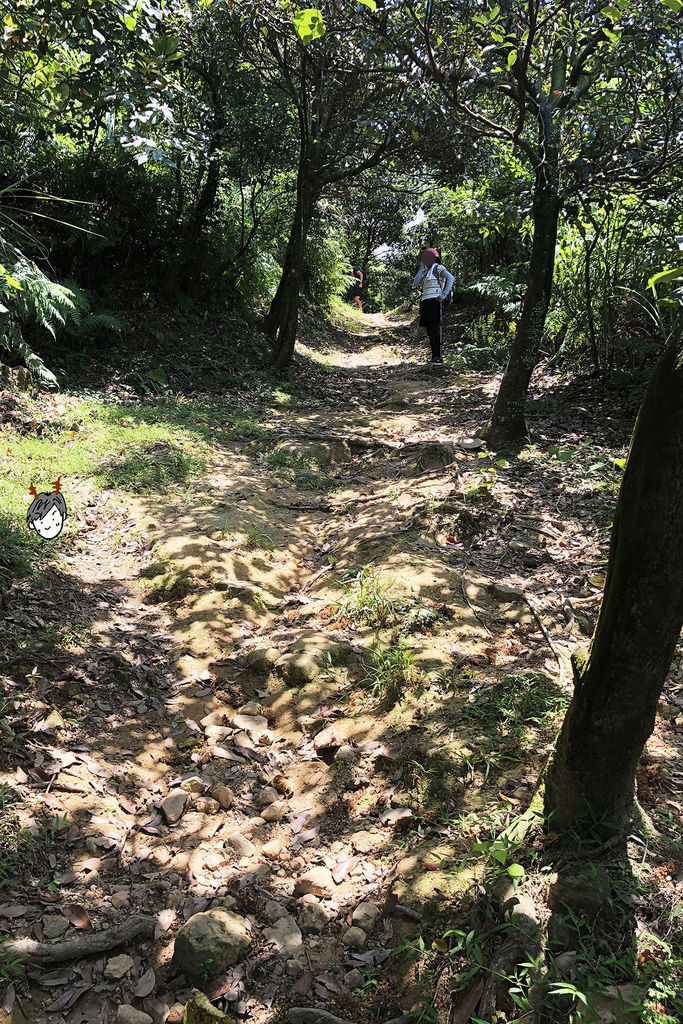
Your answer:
[2,310,682,1024]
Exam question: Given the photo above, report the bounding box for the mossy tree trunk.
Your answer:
[545,326,683,836]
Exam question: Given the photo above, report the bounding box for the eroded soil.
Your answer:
[1,310,682,1024]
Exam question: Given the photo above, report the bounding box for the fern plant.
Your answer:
[0,238,126,388]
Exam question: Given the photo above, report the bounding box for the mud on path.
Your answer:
[2,312,682,1024]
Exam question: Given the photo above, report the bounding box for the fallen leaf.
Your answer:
[291,971,313,995]
[332,857,358,884]
[62,904,91,930]
[155,908,175,937]
[0,904,30,918]
[452,978,484,1024]
[134,966,155,997]
[2,982,15,1012]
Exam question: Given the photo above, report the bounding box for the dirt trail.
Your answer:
[2,312,681,1024]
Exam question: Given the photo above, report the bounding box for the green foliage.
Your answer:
[335,564,401,627]
[363,639,417,703]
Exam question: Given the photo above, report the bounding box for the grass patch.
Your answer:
[103,439,203,492]
[363,639,417,704]
[457,671,568,749]
[335,564,403,627]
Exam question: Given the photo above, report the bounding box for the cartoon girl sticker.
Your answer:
[26,477,68,540]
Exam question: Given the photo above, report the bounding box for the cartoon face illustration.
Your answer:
[27,477,68,540]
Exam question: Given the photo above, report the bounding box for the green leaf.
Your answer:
[293,8,326,45]
[600,5,622,18]
[659,0,682,11]
[358,0,377,8]
[507,49,517,69]
[507,863,525,878]
[614,457,627,470]
[124,14,137,30]
[647,265,683,290]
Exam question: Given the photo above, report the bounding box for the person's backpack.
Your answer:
[361,267,369,290]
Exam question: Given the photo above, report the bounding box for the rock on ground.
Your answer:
[116,1008,153,1024]
[104,953,134,979]
[263,913,303,956]
[172,908,249,982]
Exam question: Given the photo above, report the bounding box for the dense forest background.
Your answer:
[1,0,681,393]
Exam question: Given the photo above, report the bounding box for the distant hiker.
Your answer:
[412,248,454,364]
[349,262,364,311]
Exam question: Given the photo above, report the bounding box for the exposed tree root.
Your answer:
[630,799,683,860]
[2,914,154,966]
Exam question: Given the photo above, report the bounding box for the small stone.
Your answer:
[160,789,188,824]
[342,926,366,950]
[104,954,134,980]
[313,725,341,751]
[352,901,380,932]
[330,841,344,854]
[217,895,238,910]
[238,700,263,715]
[263,839,284,859]
[233,714,270,740]
[246,648,280,674]
[344,969,363,989]
[263,913,303,956]
[350,830,376,854]
[42,915,69,939]
[297,715,324,736]
[334,745,357,764]
[265,900,289,923]
[211,784,234,809]
[256,786,280,807]
[180,776,206,794]
[225,832,256,858]
[167,1005,185,1024]
[45,708,65,732]
[286,958,304,978]
[299,866,334,897]
[172,909,249,982]
[111,891,129,909]
[194,797,220,814]
[276,651,320,686]
[200,707,232,729]
[290,856,305,872]
[204,724,233,741]
[299,900,328,934]
[379,807,413,826]
[261,800,286,822]
[115,1008,153,1024]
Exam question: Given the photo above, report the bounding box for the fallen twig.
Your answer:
[522,592,572,690]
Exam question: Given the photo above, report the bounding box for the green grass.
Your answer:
[456,671,569,748]
[336,564,403,627]
[363,639,417,703]
[0,391,276,583]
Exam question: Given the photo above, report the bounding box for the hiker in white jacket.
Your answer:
[412,247,454,364]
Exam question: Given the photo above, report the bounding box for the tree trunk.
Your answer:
[184,157,222,252]
[482,179,561,446]
[261,171,316,367]
[544,325,683,837]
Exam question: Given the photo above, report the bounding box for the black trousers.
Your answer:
[420,299,442,360]
[425,321,442,360]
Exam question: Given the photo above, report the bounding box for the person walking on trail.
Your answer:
[413,248,454,364]
[349,262,364,311]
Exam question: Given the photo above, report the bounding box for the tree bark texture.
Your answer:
[483,106,561,446]
[261,170,316,368]
[545,325,683,835]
